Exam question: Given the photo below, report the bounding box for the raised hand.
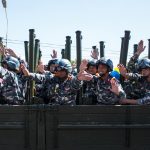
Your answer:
[36,60,45,73]
[91,48,99,59]
[79,59,88,72]
[110,77,120,95]
[77,70,93,81]
[51,49,57,59]
[117,64,127,77]
[5,48,19,58]
[137,40,146,55]
[20,63,30,76]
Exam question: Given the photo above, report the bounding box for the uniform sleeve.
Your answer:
[28,73,54,83]
[71,76,83,90]
[127,53,139,73]
[0,66,15,77]
[137,93,150,105]
[117,84,126,99]
[125,73,142,81]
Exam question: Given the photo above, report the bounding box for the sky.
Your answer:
[0,0,150,66]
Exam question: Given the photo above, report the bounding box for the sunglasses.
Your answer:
[54,66,66,72]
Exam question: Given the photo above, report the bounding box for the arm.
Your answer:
[0,66,15,77]
[20,63,53,83]
[137,93,150,105]
[118,64,142,81]
[110,77,126,99]
[127,40,146,72]
[70,76,83,90]
[119,93,150,105]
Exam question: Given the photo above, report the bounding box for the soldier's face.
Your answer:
[98,64,108,75]
[141,68,150,77]
[49,64,56,73]
[55,69,68,78]
[87,66,97,75]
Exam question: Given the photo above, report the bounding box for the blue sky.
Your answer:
[0,0,149,66]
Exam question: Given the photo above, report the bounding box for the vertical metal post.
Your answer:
[99,41,105,58]
[121,30,131,66]
[76,31,82,105]
[61,49,65,59]
[75,31,82,73]
[24,41,29,63]
[133,44,138,55]
[65,36,72,61]
[148,39,150,59]
[29,29,35,72]
[119,37,124,64]
[34,39,40,71]
[29,29,35,102]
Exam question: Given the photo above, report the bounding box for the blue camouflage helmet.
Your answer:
[96,57,113,71]
[47,59,59,69]
[3,56,20,71]
[56,59,72,73]
[87,59,97,68]
[137,58,150,71]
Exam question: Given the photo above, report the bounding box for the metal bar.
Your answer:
[121,30,131,66]
[58,123,150,129]
[29,29,35,102]
[119,37,124,64]
[99,41,105,58]
[61,49,65,59]
[75,30,82,73]
[34,39,40,71]
[65,36,72,61]
[0,122,24,129]
[24,41,29,63]
[75,31,83,105]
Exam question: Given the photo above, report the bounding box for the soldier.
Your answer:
[80,58,126,105]
[47,49,59,74]
[1,48,27,102]
[118,58,150,105]
[82,59,98,105]
[21,59,89,105]
[35,60,52,98]
[47,58,59,74]
[0,56,23,104]
[33,50,58,103]
[127,40,146,73]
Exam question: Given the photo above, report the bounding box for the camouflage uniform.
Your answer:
[90,57,126,105]
[82,80,97,105]
[0,66,23,104]
[127,53,139,73]
[17,73,27,101]
[123,73,150,104]
[35,71,52,98]
[82,60,98,105]
[28,73,82,105]
[92,75,126,105]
